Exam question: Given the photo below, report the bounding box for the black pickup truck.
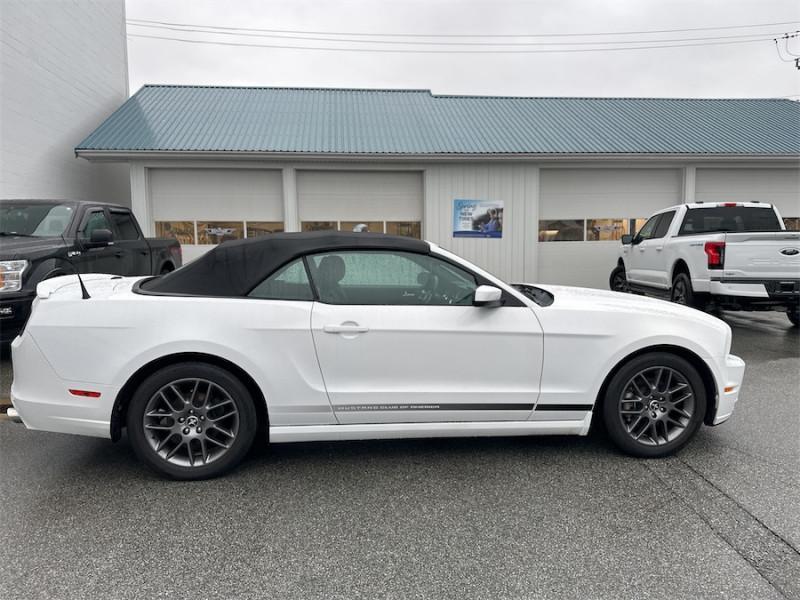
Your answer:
[0,199,182,343]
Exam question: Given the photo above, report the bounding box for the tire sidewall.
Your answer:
[603,352,707,458]
[127,363,258,480]
[609,265,627,292]
[670,272,694,306]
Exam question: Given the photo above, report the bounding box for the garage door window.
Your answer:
[198,221,244,244]
[155,221,196,245]
[247,222,284,237]
[308,251,476,306]
[340,221,384,233]
[784,218,800,231]
[386,221,422,238]
[539,219,584,242]
[586,218,629,241]
[248,259,314,301]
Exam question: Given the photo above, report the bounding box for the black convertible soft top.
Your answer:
[137,231,430,297]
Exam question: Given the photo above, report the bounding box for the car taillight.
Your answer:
[704,241,725,269]
[722,203,738,207]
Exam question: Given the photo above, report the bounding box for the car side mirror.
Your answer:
[85,228,114,248]
[621,234,633,245]
[473,285,503,308]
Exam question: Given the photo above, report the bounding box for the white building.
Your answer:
[76,86,799,288]
[0,0,129,203]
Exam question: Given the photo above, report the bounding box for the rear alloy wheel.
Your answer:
[670,272,697,308]
[127,363,257,479]
[603,352,706,457]
[609,265,628,293]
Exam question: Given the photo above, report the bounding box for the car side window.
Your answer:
[109,210,141,240]
[652,211,676,239]
[307,250,477,306]
[80,210,112,240]
[635,215,661,241]
[248,258,314,301]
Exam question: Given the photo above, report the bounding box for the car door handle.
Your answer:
[323,324,369,334]
[655,247,664,251]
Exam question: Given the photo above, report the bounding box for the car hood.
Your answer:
[524,283,730,339]
[0,236,65,261]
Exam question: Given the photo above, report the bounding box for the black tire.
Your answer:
[602,352,706,458]
[789,306,800,327]
[670,272,698,308]
[609,265,628,293]
[160,264,174,275]
[126,362,258,480]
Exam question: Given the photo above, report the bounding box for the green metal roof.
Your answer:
[76,85,800,156]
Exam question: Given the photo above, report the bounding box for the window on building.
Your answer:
[339,221,384,233]
[246,222,284,237]
[386,221,422,239]
[109,210,141,240]
[302,221,337,232]
[155,221,196,245]
[783,217,800,231]
[307,250,476,306]
[538,219,584,242]
[197,221,244,244]
[586,218,629,241]
[248,258,314,301]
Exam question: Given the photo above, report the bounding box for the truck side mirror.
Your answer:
[86,228,114,248]
[621,234,633,245]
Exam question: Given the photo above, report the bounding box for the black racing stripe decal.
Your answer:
[534,404,593,411]
[336,403,535,412]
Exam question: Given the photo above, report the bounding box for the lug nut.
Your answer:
[178,417,185,423]
[660,407,666,412]
[182,427,190,435]
[196,427,202,433]
[199,416,205,421]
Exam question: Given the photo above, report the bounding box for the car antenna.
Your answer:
[60,234,90,299]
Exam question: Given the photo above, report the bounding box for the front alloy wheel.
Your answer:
[609,265,628,293]
[127,363,257,479]
[603,352,706,457]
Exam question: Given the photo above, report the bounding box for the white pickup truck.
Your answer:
[609,202,800,326]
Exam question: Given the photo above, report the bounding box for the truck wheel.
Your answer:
[789,307,800,327]
[670,273,697,308]
[609,266,628,293]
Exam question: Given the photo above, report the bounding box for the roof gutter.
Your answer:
[74,149,800,163]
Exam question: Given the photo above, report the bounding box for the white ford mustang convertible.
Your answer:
[10,232,745,479]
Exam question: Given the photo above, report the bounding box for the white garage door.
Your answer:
[538,168,682,289]
[696,168,800,227]
[297,170,423,237]
[150,168,283,262]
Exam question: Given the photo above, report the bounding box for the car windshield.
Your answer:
[0,202,75,237]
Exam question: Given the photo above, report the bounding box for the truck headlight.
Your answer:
[0,260,29,292]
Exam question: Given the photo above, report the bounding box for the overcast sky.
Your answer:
[126,0,799,99]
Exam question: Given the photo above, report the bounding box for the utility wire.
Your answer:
[125,17,800,39]
[127,32,777,54]
[126,22,791,47]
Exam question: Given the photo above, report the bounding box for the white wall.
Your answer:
[423,164,538,283]
[0,0,129,203]
[695,168,800,219]
[537,168,682,288]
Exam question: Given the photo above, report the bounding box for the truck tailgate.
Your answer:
[722,232,800,280]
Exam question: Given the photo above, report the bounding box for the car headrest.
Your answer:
[318,255,345,283]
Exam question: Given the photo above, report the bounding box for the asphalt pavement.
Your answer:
[0,312,798,600]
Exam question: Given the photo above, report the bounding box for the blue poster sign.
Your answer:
[452,199,503,238]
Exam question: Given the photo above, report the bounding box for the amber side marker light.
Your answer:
[724,386,736,393]
[69,389,101,398]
